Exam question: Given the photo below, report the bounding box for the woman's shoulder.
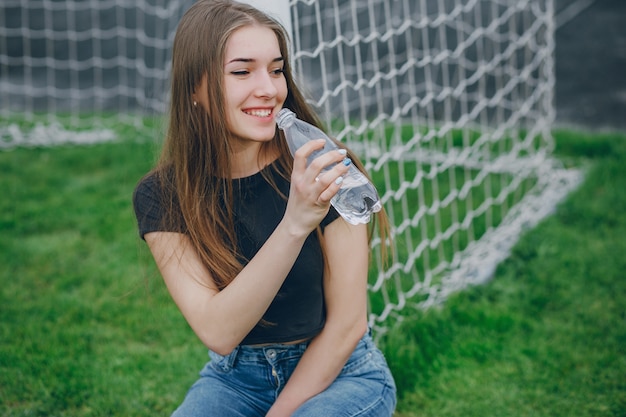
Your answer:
[134,165,174,201]
[132,165,182,239]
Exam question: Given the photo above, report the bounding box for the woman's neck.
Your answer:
[230,143,279,179]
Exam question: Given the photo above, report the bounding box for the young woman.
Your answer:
[133,1,396,416]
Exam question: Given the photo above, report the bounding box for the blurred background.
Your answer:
[1,0,624,132]
[554,0,626,132]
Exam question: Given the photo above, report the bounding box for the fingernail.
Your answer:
[338,149,347,155]
[342,157,352,166]
[335,176,344,185]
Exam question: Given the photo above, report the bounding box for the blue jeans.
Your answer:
[171,332,396,416]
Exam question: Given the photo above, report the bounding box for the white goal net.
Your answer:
[0,0,581,335]
[0,0,184,146]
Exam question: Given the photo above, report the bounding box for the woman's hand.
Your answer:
[282,139,350,237]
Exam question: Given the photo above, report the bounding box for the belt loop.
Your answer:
[226,345,240,369]
[363,329,374,349]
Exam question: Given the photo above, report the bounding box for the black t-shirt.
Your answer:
[132,162,340,345]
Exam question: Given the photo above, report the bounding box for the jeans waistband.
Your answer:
[211,330,373,368]
[209,339,311,369]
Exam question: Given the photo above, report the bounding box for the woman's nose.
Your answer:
[255,72,278,98]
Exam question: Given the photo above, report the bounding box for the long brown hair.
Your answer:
[153,0,390,290]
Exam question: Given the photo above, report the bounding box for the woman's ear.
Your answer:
[191,89,200,107]
[192,74,209,109]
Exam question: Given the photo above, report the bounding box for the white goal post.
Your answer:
[0,0,581,335]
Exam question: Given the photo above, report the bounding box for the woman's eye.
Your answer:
[271,68,284,76]
[231,70,250,76]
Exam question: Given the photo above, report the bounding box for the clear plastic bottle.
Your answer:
[276,108,382,225]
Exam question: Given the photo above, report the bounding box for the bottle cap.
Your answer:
[276,108,296,129]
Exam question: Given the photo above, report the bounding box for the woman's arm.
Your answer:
[266,219,371,417]
[146,222,306,355]
[144,140,350,355]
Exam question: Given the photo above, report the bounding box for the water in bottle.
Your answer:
[276,108,382,225]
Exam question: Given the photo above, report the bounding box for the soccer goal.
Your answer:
[0,0,581,335]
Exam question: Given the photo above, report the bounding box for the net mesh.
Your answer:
[0,0,183,147]
[289,0,580,334]
[0,0,581,335]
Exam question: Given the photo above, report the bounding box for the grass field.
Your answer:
[1,129,624,416]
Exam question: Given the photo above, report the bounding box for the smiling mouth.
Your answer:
[243,109,272,117]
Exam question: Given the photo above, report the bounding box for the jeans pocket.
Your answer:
[342,342,388,377]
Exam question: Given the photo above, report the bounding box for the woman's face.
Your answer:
[221,25,288,150]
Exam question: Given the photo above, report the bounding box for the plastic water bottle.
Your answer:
[276,108,382,225]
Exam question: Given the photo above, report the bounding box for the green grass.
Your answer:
[386,130,626,416]
[1,129,625,416]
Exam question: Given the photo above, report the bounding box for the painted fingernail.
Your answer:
[335,176,344,185]
[338,149,347,155]
[342,157,352,166]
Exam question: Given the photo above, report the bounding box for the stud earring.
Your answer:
[193,101,198,107]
